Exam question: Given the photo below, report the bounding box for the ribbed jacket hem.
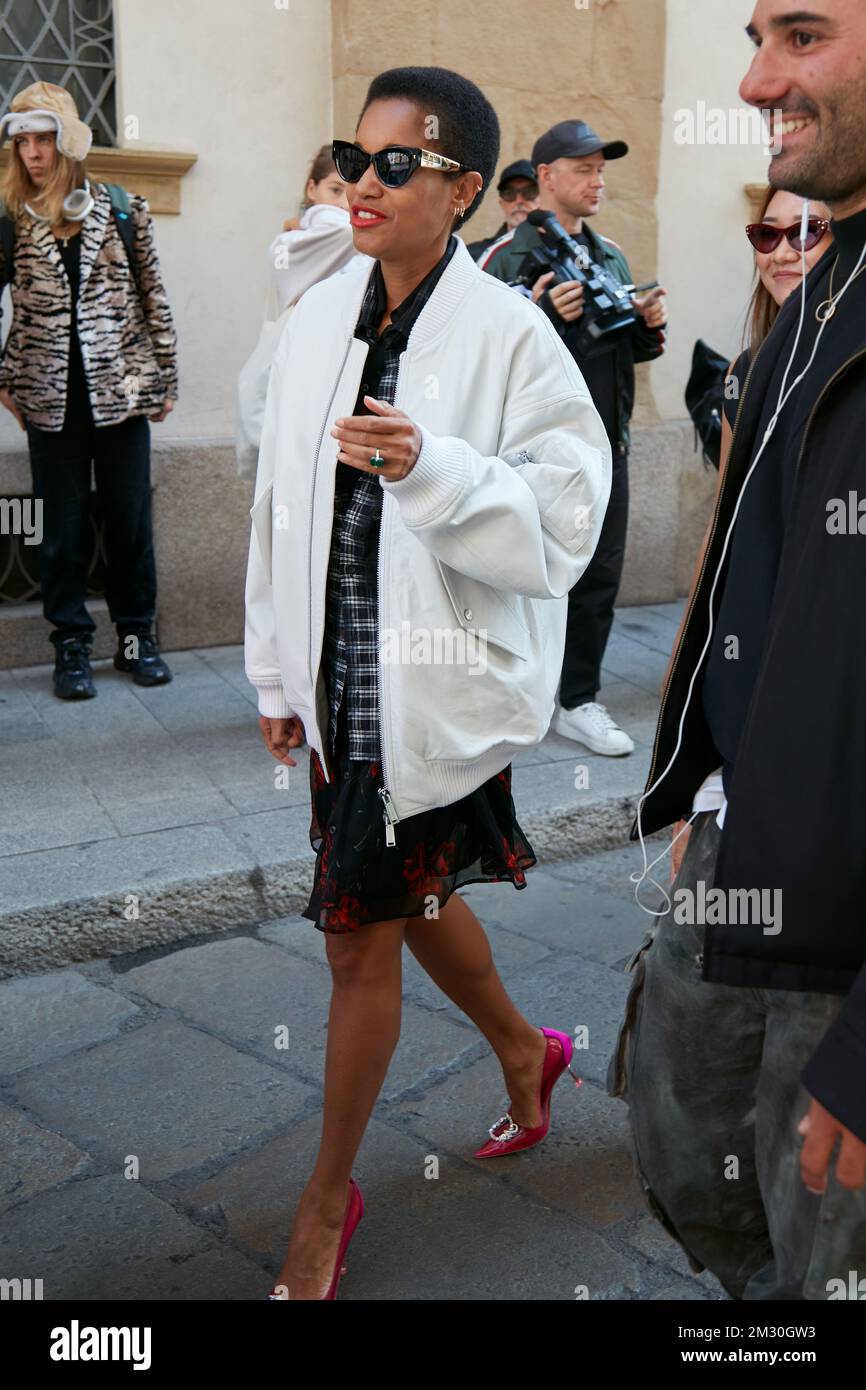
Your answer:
[251,680,294,718]
[423,743,517,811]
[379,427,469,524]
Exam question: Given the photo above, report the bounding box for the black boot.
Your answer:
[113,632,173,686]
[53,637,96,700]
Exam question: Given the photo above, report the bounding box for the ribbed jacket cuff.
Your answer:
[251,681,293,718]
[379,426,468,525]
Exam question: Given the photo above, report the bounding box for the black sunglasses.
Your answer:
[332,138,469,189]
[745,218,830,254]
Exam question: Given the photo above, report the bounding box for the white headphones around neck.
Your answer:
[25,176,94,225]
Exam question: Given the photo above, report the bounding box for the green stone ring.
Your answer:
[369,449,385,468]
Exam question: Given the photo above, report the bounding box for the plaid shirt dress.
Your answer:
[303,236,536,932]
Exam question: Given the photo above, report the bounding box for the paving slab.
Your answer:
[0,1103,90,1214]
[8,1016,317,1182]
[0,1173,266,1301]
[0,970,140,1074]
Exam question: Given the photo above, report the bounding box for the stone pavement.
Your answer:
[0,599,733,1301]
[0,602,684,976]
[0,840,727,1301]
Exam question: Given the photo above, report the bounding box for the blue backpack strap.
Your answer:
[101,180,140,292]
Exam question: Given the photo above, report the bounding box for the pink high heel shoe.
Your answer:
[266,1176,364,1300]
[473,1027,582,1159]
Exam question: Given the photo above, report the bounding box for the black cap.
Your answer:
[496,158,537,192]
[532,120,628,166]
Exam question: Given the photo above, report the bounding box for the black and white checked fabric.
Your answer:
[323,236,458,762]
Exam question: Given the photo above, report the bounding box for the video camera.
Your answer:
[513,209,650,358]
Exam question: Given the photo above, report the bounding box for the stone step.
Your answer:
[0,599,116,668]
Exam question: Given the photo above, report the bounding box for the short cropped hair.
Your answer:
[357,66,500,225]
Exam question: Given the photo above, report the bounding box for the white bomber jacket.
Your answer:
[244,233,611,839]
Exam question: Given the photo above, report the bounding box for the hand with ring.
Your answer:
[330,395,423,480]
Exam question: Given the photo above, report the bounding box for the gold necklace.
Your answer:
[815,256,866,322]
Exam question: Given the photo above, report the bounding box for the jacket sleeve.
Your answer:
[801,964,866,1144]
[614,248,666,364]
[379,316,612,600]
[128,194,179,399]
[243,318,296,719]
[630,316,666,364]
[269,205,361,314]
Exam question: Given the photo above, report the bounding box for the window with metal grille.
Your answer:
[0,492,107,604]
[0,0,116,147]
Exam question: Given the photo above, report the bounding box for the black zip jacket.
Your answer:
[634,211,866,1142]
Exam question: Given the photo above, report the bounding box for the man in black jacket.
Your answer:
[609,0,866,1300]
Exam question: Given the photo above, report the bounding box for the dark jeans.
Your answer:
[608,810,866,1300]
[559,446,628,707]
[26,412,156,648]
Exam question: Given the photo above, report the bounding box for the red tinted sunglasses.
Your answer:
[746,218,830,254]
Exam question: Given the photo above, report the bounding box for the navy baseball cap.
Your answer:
[532,120,628,166]
[496,159,538,192]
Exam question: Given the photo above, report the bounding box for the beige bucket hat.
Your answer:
[0,81,93,161]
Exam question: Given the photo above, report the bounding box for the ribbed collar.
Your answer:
[357,233,459,345]
[830,201,866,282]
[339,233,482,354]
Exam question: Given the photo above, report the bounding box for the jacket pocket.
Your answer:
[250,480,274,581]
[606,929,655,1100]
[436,559,530,661]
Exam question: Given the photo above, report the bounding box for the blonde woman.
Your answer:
[0,82,178,699]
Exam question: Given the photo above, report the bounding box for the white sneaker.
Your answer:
[552,701,635,756]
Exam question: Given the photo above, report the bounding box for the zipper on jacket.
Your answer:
[376,383,398,846]
[790,346,866,494]
[378,786,399,846]
[641,337,767,803]
[703,344,866,801]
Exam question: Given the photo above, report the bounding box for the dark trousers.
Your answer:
[26,411,156,648]
[559,447,629,707]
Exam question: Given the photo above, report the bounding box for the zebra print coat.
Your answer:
[0,181,178,430]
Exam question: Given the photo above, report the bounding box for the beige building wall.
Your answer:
[332,0,667,427]
[655,0,772,419]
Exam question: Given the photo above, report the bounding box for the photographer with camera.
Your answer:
[482,121,667,756]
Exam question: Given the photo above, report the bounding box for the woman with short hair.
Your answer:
[245,65,611,1300]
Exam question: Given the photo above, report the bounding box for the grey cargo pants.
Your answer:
[607,810,866,1300]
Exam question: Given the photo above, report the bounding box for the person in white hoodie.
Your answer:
[246,66,611,1301]
[236,148,368,477]
[268,144,367,314]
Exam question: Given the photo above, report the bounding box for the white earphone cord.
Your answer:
[632,201,866,917]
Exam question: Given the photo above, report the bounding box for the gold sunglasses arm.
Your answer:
[418,148,464,172]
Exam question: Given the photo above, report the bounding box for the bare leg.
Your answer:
[403,891,549,1129]
[273,915,407,1300]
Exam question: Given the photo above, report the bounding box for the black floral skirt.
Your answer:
[301,696,537,932]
